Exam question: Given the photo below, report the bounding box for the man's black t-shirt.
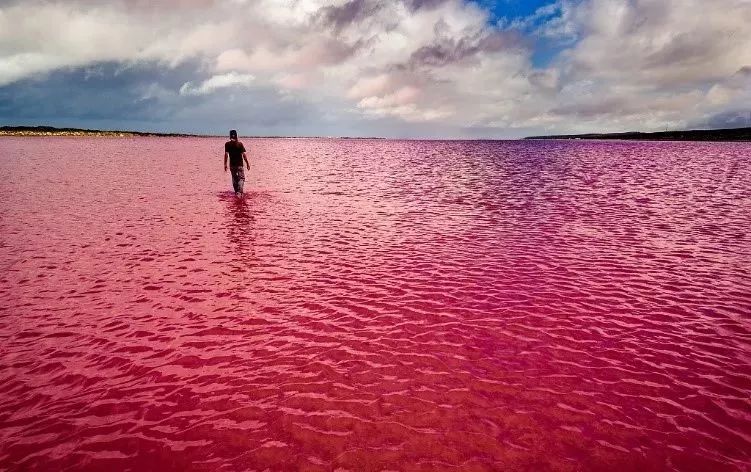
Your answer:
[225,140,246,167]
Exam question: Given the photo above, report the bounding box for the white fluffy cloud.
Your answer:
[179,72,255,95]
[540,0,751,131]
[1,0,750,136]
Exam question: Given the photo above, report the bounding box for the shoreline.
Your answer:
[3,125,751,141]
[0,127,385,139]
[0,126,203,138]
[525,126,751,142]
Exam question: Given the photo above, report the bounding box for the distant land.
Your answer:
[3,125,750,141]
[0,125,205,137]
[0,125,384,139]
[525,126,751,142]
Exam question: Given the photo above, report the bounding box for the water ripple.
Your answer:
[0,137,749,470]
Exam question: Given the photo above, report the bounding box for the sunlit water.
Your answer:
[1,137,749,471]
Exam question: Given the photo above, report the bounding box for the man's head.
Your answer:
[229,129,238,141]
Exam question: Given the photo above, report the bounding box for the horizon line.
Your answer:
[2,124,750,142]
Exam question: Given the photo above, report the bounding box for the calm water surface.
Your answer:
[1,137,750,471]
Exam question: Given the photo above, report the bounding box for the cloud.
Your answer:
[406,29,524,68]
[0,62,194,128]
[314,0,386,32]
[179,72,255,96]
[0,0,750,137]
[275,73,314,90]
[0,62,334,136]
[560,0,751,88]
[706,67,751,107]
[532,0,751,132]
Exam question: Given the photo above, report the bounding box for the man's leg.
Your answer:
[231,166,245,195]
[235,167,245,194]
[230,167,240,193]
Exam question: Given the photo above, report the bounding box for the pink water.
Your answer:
[1,137,749,471]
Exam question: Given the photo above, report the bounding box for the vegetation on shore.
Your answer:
[525,126,751,142]
[0,126,385,139]
[0,125,201,137]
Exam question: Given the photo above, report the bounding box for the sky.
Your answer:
[1,0,750,138]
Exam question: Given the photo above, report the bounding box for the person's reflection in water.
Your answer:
[224,195,256,272]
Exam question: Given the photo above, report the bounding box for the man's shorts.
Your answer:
[230,166,245,193]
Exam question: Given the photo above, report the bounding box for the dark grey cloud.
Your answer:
[0,61,331,135]
[407,30,523,68]
[314,0,385,32]
[643,31,726,71]
[0,62,196,124]
[692,109,751,130]
[318,36,373,66]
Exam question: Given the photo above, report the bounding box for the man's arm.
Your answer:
[224,152,229,172]
[243,152,249,170]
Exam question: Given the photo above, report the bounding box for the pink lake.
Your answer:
[0,137,750,471]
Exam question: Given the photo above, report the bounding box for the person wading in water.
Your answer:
[224,129,250,197]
